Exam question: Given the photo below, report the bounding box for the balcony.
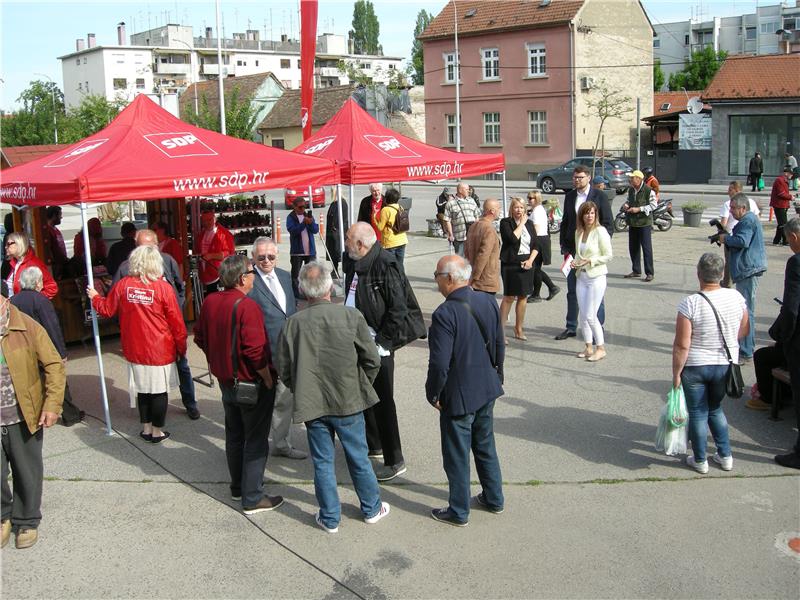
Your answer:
[201,63,234,76]
[316,66,341,77]
[155,62,191,75]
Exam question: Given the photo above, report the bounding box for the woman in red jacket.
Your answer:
[87,245,187,443]
[770,166,794,245]
[2,233,58,299]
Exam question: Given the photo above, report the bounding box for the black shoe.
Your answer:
[139,431,153,442]
[644,275,654,282]
[554,329,576,340]
[186,406,201,420]
[150,431,171,444]
[375,462,407,482]
[430,507,468,527]
[474,492,504,514]
[774,452,800,470]
[624,272,640,279]
[61,410,86,427]
[546,286,561,301]
[527,295,543,304]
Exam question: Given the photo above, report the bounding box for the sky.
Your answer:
[0,0,773,111]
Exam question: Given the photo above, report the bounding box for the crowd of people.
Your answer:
[2,166,799,548]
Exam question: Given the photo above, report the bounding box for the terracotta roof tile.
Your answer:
[702,54,800,102]
[418,0,584,40]
[257,85,355,130]
[1,144,70,168]
[643,90,709,120]
[179,72,282,117]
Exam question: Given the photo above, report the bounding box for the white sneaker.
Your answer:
[364,501,390,524]
[686,455,709,474]
[315,512,338,534]
[711,453,733,471]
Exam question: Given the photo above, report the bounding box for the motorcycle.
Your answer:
[613,198,674,233]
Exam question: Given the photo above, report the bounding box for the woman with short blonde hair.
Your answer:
[127,245,164,284]
[2,232,58,299]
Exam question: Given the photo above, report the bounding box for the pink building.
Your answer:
[419,0,653,180]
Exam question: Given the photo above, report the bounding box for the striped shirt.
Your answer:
[443,196,481,242]
[678,288,747,366]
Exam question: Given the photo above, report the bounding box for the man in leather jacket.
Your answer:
[343,223,425,482]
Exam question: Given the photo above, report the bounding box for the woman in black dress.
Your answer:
[499,197,538,341]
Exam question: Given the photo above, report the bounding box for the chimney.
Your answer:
[247,29,259,41]
[205,27,213,40]
[281,33,288,43]
[76,38,85,51]
[117,22,126,45]
[87,33,96,48]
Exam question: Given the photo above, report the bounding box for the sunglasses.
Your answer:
[256,254,277,262]
[244,269,256,275]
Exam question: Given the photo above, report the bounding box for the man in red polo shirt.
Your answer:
[197,210,234,295]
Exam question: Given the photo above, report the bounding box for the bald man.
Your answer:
[442,182,481,257]
[426,255,504,526]
[113,229,199,420]
[464,199,501,294]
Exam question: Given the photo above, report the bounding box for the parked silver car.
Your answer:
[537,157,633,195]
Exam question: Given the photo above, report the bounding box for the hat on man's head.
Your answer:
[592,175,609,185]
[629,170,644,179]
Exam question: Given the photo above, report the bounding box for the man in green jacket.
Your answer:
[276,261,389,534]
[1,281,66,550]
[621,170,658,282]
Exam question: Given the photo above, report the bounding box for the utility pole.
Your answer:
[454,1,461,152]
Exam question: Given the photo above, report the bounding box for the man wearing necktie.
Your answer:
[248,237,307,460]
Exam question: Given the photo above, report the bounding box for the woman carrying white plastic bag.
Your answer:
[671,253,749,474]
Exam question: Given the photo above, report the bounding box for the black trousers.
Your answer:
[532,257,555,298]
[754,345,787,404]
[1,423,43,530]
[628,226,654,276]
[364,353,404,467]
[137,392,168,428]
[61,383,83,425]
[750,173,760,192]
[773,208,788,245]
[290,255,313,297]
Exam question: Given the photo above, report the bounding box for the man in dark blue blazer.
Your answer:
[556,165,613,340]
[426,255,505,527]
[286,198,319,298]
[248,237,306,460]
[770,217,800,470]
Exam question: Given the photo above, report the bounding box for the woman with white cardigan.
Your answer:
[572,201,613,361]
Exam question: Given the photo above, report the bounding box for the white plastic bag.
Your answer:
[655,399,688,456]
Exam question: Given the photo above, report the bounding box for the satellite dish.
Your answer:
[686,96,703,114]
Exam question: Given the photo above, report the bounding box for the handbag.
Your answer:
[451,298,503,385]
[230,298,260,406]
[698,292,745,398]
[455,198,476,237]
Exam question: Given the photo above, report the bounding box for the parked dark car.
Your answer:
[537,157,633,195]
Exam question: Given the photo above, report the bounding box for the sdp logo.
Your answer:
[143,132,218,158]
[44,139,109,168]
[302,136,336,155]
[364,135,420,159]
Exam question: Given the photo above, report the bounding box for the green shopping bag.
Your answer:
[758,176,765,191]
[666,386,688,428]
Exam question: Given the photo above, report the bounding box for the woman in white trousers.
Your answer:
[572,201,613,362]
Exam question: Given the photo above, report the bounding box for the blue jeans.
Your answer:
[440,400,504,523]
[566,267,605,332]
[176,355,197,409]
[735,275,758,358]
[306,413,382,529]
[385,244,406,267]
[681,365,731,462]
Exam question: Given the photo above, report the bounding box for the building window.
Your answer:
[653,38,661,48]
[237,60,244,66]
[85,81,89,91]
[75,58,80,65]
[684,34,690,45]
[483,112,500,144]
[444,52,459,83]
[526,43,546,76]
[78,83,83,91]
[83,57,87,64]
[481,48,499,80]
[113,78,126,90]
[528,111,547,144]
[389,64,395,70]
[255,60,259,67]
[280,59,290,69]
[760,21,779,34]
[271,139,285,149]
[297,59,302,68]
[445,113,461,146]
[745,27,757,40]
[136,78,145,90]
[729,114,800,177]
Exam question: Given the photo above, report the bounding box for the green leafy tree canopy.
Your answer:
[350,0,382,55]
[668,46,727,91]
[183,86,259,140]
[60,94,127,143]
[653,59,665,92]
[411,9,433,85]
[0,80,65,146]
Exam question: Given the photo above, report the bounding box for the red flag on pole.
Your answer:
[300,0,318,140]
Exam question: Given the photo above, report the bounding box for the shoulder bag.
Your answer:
[230,298,260,406]
[451,298,502,384]
[455,199,475,236]
[697,292,745,398]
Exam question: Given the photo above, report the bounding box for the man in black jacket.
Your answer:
[344,222,426,482]
[771,217,800,469]
[357,183,384,237]
[555,165,613,340]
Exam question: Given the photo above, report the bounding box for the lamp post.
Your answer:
[453,1,461,153]
[33,72,58,143]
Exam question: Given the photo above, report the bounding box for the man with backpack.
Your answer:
[374,189,409,267]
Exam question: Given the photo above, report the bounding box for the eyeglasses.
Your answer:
[244,269,256,276]
[433,271,449,279]
[256,254,277,262]
[572,175,588,180]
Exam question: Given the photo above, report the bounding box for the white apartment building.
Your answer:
[653,0,800,87]
[59,23,404,109]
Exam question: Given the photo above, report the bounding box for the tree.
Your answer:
[0,80,65,147]
[668,46,727,91]
[411,9,433,85]
[653,59,665,92]
[183,86,260,140]
[350,0,381,55]
[582,79,633,177]
[60,94,127,143]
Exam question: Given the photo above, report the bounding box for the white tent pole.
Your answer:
[501,170,508,216]
[79,202,114,436]
[336,183,344,278]
[349,183,355,225]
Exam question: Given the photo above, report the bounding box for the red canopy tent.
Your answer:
[0,95,338,435]
[0,94,338,206]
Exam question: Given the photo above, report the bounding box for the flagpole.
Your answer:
[454,0,461,153]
